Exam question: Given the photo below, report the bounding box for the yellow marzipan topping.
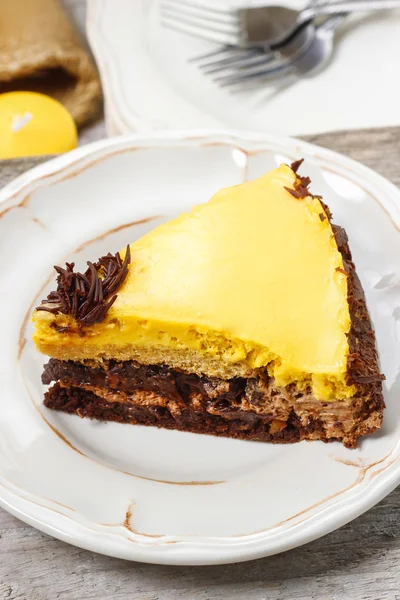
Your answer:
[33,164,353,400]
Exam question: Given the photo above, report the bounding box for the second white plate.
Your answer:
[87,0,400,136]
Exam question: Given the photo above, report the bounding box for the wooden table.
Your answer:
[1,1,400,598]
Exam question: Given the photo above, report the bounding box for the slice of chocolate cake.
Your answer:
[33,162,384,448]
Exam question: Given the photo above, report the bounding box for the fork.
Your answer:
[160,0,400,48]
[191,0,324,75]
[192,20,318,78]
[207,14,346,90]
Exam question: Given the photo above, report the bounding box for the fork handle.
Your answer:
[304,0,400,20]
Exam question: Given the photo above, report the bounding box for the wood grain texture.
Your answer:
[1,0,400,597]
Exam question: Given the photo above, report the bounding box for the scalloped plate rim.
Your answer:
[0,129,399,566]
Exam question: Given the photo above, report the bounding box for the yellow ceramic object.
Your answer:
[0,92,77,159]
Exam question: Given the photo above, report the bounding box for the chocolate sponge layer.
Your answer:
[43,354,383,448]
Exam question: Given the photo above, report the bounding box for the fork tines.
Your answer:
[160,0,241,45]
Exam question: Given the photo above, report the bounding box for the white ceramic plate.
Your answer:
[87,0,400,137]
[1,130,400,566]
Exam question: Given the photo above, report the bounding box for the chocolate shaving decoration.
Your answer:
[284,177,310,198]
[290,159,304,173]
[285,176,313,200]
[286,159,319,200]
[319,213,326,221]
[284,186,302,199]
[335,267,347,276]
[36,246,131,327]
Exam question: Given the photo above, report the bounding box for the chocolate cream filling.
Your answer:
[42,357,383,448]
